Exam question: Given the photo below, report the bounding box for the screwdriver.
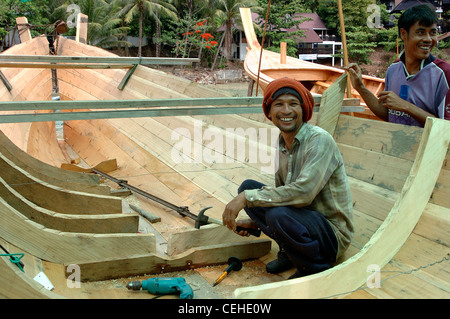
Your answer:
[212,256,242,287]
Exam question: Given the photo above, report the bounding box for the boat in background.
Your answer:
[240,7,385,120]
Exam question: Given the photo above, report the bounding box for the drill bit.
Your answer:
[126,281,142,290]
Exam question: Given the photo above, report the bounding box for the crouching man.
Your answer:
[222,78,354,278]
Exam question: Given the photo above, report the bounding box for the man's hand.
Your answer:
[222,192,247,232]
[346,63,364,92]
[378,91,436,126]
[378,91,410,111]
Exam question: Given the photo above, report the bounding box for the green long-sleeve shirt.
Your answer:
[244,123,354,258]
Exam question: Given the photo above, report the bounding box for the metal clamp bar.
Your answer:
[92,168,197,219]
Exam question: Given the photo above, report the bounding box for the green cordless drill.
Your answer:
[126,277,194,299]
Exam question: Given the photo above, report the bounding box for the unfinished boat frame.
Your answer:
[0,14,448,299]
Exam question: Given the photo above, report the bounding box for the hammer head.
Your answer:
[194,207,213,229]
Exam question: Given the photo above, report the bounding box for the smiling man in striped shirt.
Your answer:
[222,78,354,279]
[348,4,450,127]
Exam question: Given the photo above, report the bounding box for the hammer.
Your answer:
[195,207,261,237]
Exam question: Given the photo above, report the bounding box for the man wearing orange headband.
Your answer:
[222,78,354,278]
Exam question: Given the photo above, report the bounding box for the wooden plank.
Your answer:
[414,203,450,246]
[0,254,60,299]
[0,196,156,264]
[0,106,264,123]
[334,115,423,161]
[0,129,107,194]
[62,119,219,232]
[15,17,31,43]
[0,96,264,111]
[0,62,135,69]
[430,167,450,208]
[167,224,259,255]
[233,117,450,298]
[72,240,272,282]
[0,152,122,215]
[0,54,199,65]
[60,158,118,173]
[316,73,347,135]
[75,13,88,44]
[129,204,161,223]
[339,143,414,192]
[0,174,139,233]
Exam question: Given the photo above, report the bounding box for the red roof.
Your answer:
[292,13,327,30]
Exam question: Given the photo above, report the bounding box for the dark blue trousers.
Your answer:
[239,179,338,275]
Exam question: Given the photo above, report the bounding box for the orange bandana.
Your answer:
[262,78,315,122]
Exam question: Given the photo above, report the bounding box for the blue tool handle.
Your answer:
[178,283,194,299]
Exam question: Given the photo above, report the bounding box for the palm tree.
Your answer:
[118,0,177,57]
[215,0,258,60]
[54,0,126,49]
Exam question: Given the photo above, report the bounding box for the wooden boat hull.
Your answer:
[0,17,448,299]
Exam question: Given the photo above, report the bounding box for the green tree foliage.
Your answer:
[215,0,259,60]
[255,0,310,57]
[1,0,52,49]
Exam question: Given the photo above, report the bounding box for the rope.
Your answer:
[0,253,25,272]
[255,0,272,96]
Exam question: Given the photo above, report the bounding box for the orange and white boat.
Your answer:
[240,8,385,120]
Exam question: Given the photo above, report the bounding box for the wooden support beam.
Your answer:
[70,239,272,282]
[0,62,134,69]
[118,64,138,90]
[0,97,263,111]
[0,71,12,92]
[75,13,88,44]
[16,17,31,43]
[280,42,287,64]
[0,55,199,66]
[0,96,364,124]
[0,106,263,123]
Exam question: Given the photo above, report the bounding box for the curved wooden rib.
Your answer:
[234,117,450,298]
[0,196,155,264]
[0,175,138,233]
[0,151,122,215]
[0,255,62,299]
[0,130,109,194]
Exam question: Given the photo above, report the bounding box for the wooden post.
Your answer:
[280,42,287,64]
[337,0,352,98]
[76,13,88,44]
[16,17,32,43]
